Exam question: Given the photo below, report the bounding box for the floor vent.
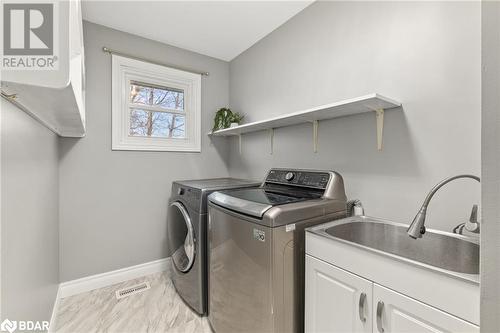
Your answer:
[115,282,151,300]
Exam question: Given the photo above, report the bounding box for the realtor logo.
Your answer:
[1,1,58,70]
[3,3,53,55]
[0,319,17,333]
[0,318,49,332]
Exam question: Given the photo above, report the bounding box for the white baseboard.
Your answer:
[59,258,171,299]
[48,258,171,331]
[48,285,61,333]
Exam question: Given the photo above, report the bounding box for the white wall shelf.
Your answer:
[0,0,85,137]
[209,93,402,152]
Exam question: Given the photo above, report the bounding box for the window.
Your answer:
[112,55,201,151]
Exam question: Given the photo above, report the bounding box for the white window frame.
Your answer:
[111,55,201,152]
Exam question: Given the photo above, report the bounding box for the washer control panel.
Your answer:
[265,169,330,189]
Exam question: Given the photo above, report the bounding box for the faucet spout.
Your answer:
[407,174,480,239]
[408,207,427,239]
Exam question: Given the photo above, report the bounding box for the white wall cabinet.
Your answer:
[305,255,479,333]
[1,0,85,137]
[305,255,372,333]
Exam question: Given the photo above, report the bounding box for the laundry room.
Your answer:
[1,1,498,332]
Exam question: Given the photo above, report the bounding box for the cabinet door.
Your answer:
[305,255,372,333]
[373,284,479,333]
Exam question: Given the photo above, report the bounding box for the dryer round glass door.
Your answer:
[168,201,196,273]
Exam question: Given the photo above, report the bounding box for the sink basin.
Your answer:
[324,220,479,274]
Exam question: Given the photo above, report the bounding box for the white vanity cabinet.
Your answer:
[305,255,372,333]
[373,284,478,333]
[305,254,479,333]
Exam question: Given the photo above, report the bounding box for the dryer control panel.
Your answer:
[265,169,330,189]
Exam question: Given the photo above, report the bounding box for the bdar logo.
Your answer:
[3,3,53,55]
[0,319,17,333]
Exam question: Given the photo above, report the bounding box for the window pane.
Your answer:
[171,114,186,138]
[130,82,184,111]
[129,109,186,138]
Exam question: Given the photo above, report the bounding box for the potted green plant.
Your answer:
[229,112,244,128]
[212,108,233,132]
[212,108,245,132]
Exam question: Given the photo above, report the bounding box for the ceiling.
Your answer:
[82,1,313,61]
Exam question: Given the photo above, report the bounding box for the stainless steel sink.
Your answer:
[323,217,479,274]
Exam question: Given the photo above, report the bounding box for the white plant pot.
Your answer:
[230,122,239,128]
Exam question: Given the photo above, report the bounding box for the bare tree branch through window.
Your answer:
[129,82,185,138]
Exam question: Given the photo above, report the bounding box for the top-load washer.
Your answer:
[167,178,260,315]
[208,169,347,332]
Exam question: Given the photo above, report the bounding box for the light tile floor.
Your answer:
[55,272,211,333]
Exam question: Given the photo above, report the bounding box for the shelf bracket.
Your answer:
[312,120,319,153]
[1,90,17,100]
[269,129,274,155]
[375,109,384,151]
[238,134,242,155]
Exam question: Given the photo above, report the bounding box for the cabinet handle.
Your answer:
[358,292,367,323]
[376,301,384,332]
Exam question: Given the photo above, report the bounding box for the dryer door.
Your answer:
[168,201,196,273]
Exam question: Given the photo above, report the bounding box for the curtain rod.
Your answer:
[102,47,209,76]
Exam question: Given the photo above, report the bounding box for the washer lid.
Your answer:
[208,189,313,218]
[226,188,313,205]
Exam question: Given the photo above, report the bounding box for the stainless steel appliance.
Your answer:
[167,178,260,315]
[208,169,347,332]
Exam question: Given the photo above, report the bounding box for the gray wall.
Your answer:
[1,100,59,322]
[481,1,500,331]
[228,1,481,232]
[59,22,231,281]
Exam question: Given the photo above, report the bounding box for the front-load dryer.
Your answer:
[167,178,260,315]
